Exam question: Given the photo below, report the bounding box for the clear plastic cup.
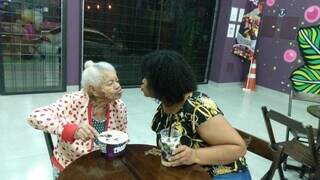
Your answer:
[159,128,181,167]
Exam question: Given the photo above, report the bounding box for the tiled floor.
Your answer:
[0,83,317,180]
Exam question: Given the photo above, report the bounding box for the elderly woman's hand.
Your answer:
[74,123,99,141]
[168,145,199,167]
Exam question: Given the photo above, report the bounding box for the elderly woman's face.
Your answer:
[140,78,155,98]
[92,71,122,101]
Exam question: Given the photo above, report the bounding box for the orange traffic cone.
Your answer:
[243,59,256,91]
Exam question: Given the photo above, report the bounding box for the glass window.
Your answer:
[0,0,65,94]
[85,30,113,45]
[83,0,216,86]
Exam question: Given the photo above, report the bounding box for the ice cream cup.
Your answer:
[98,130,128,158]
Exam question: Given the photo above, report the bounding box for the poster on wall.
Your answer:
[232,0,264,62]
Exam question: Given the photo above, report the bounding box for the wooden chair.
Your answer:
[286,90,320,176]
[235,128,285,180]
[287,90,320,142]
[262,106,319,179]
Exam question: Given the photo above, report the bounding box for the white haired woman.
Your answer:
[27,60,127,178]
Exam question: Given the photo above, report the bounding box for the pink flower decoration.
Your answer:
[266,0,276,7]
[304,5,320,23]
[283,49,297,63]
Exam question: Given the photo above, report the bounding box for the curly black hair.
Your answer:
[141,50,197,105]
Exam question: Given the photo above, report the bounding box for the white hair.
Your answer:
[81,60,116,92]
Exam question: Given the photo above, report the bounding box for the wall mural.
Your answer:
[290,25,320,94]
[252,0,320,93]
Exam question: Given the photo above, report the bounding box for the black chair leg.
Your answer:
[278,155,288,180]
[299,165,308,178]
[261,147,285,180]
[283,127,290,170]
[278,164,287,180]
[307,168,313,180]
[283,160,288,171]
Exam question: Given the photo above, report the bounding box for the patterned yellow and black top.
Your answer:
[151,91,247,177]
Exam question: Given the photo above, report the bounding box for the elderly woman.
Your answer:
[140,50,251,180]
[27,60,127,177]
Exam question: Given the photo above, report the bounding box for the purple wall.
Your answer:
[209,0,248,83]
[209,0,320,93]
[66,0,81,85]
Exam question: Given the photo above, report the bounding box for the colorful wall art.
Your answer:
[209,0,320,93]
[254,1,320,93]
[290,25,320,94]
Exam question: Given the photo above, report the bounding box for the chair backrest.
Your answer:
[288,90,320,117]
[43,132,54,158]
[262,106,306,145]
[262,106,318,165]
[236,128,273,161]
[235,128,284,180]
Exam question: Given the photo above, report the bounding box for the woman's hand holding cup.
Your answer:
[168,145,199,167]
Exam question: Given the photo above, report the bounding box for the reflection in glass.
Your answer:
[0,0,64,94]
[83,0,215,85]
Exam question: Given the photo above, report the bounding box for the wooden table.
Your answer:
[307,105,320,119]
[58,144,211,180]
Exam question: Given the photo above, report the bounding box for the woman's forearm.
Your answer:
[194,144,247,165]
